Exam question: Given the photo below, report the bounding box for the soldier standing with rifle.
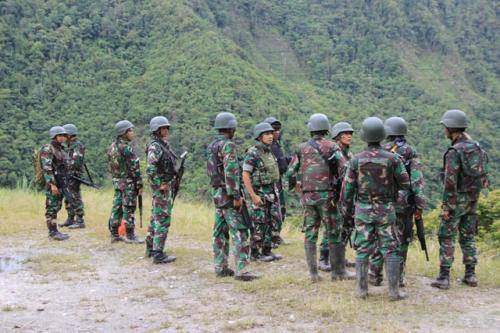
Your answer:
[144,116,178,264]
[368,117,427,287]
[340,117,410,301]
[40,126,71,241]
[207,112,260,281]
[107,120,144,244]
[59,123,86,229]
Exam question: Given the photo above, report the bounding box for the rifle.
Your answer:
[240,199,254,234]
[138,194,143,228]
[54,167,75,206]
[172,151,188,202]
[415,216,429,261]
[71,175,100,189]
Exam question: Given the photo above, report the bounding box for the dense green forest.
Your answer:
[0,0,498,204]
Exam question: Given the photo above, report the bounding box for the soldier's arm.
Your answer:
[40,146,56,185]
[222,141,241,199]
[410,157,427,209]
[393,156,411,192]
[340,160,358,216]
[125,145,143,189]
[146,143,163,190]
[442,149,459,213]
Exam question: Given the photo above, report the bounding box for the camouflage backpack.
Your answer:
[451,141,489,192]
[32,144,52,190]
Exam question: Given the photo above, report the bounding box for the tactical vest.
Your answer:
[251,147,280,187]
[355,150,395,202]
[207,138,226,188]
[300,140,334,192]
[447,140,489,193]
[148,139,177,182]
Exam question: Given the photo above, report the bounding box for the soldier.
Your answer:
[107,120,144,244]
[243,122,283,262]
[207,112,260,281]
[287,114,354,282]
[318,122,355,272]
[145,116,177,264]
[368,117,426,287]
[58,123,86,229]
[264,117,290,246]
[431,110,488,289]
[41,126,70,241]
[340,117,410,301]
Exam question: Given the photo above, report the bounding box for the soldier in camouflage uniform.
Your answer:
[340,117,410,301]
[41,126,70,241]
[145,116,177,264]
[369,117,426,287]
[243,122,283,262]
[287,114,354,282]
[107,120,144,244]
[431,110,489,289]
[318,122,355,272]
[207,112,260,281]
[59,123,86,229]
[264,117,290,247]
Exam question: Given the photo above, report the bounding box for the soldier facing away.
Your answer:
[431,110,489,289]
[369,117,426,287]
[243,122,283,262]
[340,117,410,301]
[41,126,71,241]
[207,112,260,281]
[59,123,86,229]
[145,116,177,264]
[107,120,144,244]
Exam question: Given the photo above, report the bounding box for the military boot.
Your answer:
[305,242,321,282]
[124,227,144,244]
[216,267,235,277]
[234,271,262,281]
[59,216,75,227]
[462,264,478,287]
[318,248,331,272]
[368,265,383,286]
[430,266,450,290]
[110,225,123,243]
[386,256,407,301]
[250,248,260,261]
[68,216,85,229]
[152,251,176,264]
[263,246,283,261]
[258,247,276,262]
[399,249,408,287]
[48,223,69,241]
[330,243,356,280]
[356,258,368,299]
[145,232,153,258]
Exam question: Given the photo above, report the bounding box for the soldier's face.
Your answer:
[159,126,169,139]
[126,128,135,141]
[273,129,280,141]
[260,131,274,145]
[339,132,353,146]
[55,135,66,143]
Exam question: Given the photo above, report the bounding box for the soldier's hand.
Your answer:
[441,210,450,221]
[294,182,301,193]
[414,209,423,220]
[233,197,243,209]
[50,184,60,195]
[251,194,263,206]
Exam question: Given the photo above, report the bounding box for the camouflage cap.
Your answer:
[440,109,468,128]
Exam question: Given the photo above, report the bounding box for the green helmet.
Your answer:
[214,112,237,129]
[307,113,330,132]
[331,121,354,139]
[254,122,274,139]
[150,116,170,132]
[62,123,78,136]
[115,120,134,136]
[49,126,67,139]
[384,117,407,136]
[440,109,468,128]
[264,117,281,126]
[360,117,386,143]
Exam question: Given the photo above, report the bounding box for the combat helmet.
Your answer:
[49,126,67,139]
[115,120,134,136]
[360,117,386,143]
[384,117,407,136]
[307,113,330,132]
[62,124,78,136]
[214,112,237,129]
[254,122,274,139]
[331,121,354,139]
[440,109,468,128]
[150,116,170,132]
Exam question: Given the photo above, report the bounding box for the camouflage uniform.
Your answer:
[369,138,426,284]
[64,139,85,221]
[107,137,143,233]
[270,139,289,241]
[207,134,250,275]
[145,134,177,255]
[243,142,282,255]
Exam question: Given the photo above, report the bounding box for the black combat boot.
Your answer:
[68,216,85,229]
[234,271,262,281]
[305,242,321,282]
[431,266,450,290]
[318,248,331,272]
[462,264,478,287]
[216,267,235,277]
[386,256,408,301]
[152,251,176,264]
[124,227,144,244]
[330,243,356,280]
[59,216,75,227]
[48,222,69,241]
[263,246,283,261]
[356,258,368,299]
[110,225,122,243]
[250,248,260,261]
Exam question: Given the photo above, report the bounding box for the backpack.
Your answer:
[32,144,52,190]
[455,141,489,191]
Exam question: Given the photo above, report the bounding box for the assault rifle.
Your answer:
[172,151,188,202]
[415,216,429,261]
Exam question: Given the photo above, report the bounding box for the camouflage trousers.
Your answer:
[303,200,342,246]
[64,180,84,218]
[250,198,282,251]
[145,189,173,252]
[108,186,137,229]
[438,199,478,268]
[353,202,400,261]
[45,189,63,229]
[213,207,250,274]
[275,185,286,236]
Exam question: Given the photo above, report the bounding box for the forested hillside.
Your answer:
[0,0,498,203]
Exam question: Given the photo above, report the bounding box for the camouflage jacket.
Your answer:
[146,134,177,192]
[329,143,352,200]
[340,143,411,216]
[107,137,143,190]
[66,139,85,176]
[206,134,242,208]
[384,138,426,211]
[243,142,280,198]
[40,141,69,187]
[286,135,340,205]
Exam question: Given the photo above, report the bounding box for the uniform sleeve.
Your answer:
[393,156,411,193]
[40,146,55,185]
[124,144,143,188]
[222,141,240,198]
[146,143,162,189]
[340,159,358,216]
[442,149,459,212]
[242,148,258,173]
[286,145,301,180]
[75,143,85,172]
[409,156,427,209]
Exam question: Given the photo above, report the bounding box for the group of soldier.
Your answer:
[39,108,488,300]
